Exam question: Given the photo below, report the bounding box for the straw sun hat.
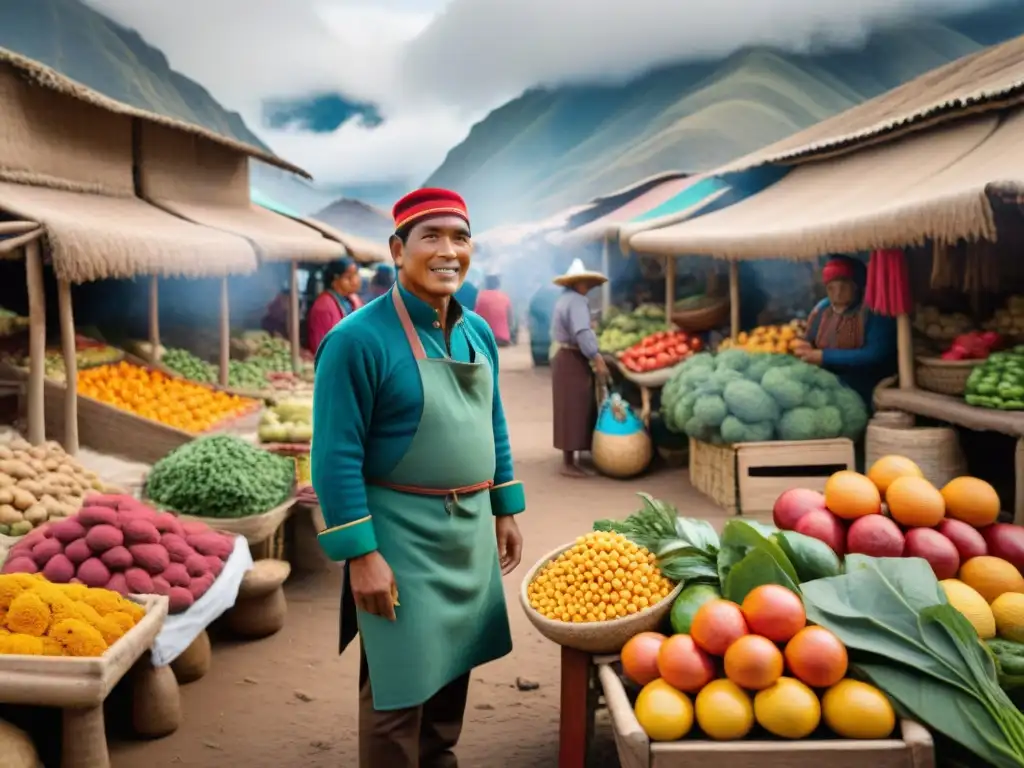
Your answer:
[553,258,608,287]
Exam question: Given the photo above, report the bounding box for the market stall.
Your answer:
[522,460,1024,768]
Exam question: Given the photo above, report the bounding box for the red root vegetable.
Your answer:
[151,575,171,596]
[188,572,215,600]
[203,556,224,577]
[31,538,64,567]
[168,586,194,613]
[78,506,119,528]
[50,519,87,545]
[64,539,92,565]
[160,533,195,564]
[124,568,154,595]
[188,532,233,560]
[181,521,211,536]
[184,554,209,578]
[77,557,112,588]
[3,557,38,574]
[81,494,123,510]
[106,573,129,596]
[122,519,161,546]
[162,563,191,588]
[153,512,184,536]
[128,543,170,575]
[85,524,124,553]
[42,554,75,583]
[100,545,134,571]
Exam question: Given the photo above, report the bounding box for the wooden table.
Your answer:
[558,647,614,768]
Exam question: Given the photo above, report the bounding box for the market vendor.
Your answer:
[551,258,609,478]
[475,272,515,346]
[306,256,363,353]
[311,187,525,768]
[260,281,290,337]
[793,255,897,407]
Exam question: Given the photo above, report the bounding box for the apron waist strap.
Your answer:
[368,478,494,498]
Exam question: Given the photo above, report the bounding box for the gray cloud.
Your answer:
[402,0,1008,107]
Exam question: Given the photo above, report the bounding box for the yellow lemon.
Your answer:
[753,677,820,739]
[941,579,996,639]
[695,679,754,741]
[634,679,694,742]
[822,680,896,739]
[992,592,1024,642]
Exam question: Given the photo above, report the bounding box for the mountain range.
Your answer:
[2,0,1024,229]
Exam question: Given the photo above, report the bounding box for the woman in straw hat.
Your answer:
[550,258,609,478]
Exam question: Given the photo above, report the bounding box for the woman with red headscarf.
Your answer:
[792,255,897,407]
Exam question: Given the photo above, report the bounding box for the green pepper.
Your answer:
[966,394,998,408]
[1004,400,1024,410]
[998,381,1024,399]
[976,381,999,396]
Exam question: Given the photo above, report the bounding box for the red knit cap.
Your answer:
[822,258,855,284]
[392,188,469,231]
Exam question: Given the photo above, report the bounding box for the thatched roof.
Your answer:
[314,198,393,241]
[630,109,1023,261]
[0,47,311,179]
[296,217,387,264]
[720,34,1024,173]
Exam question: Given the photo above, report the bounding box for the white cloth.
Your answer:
[149,534,253,666]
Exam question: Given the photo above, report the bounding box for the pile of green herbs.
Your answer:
[596,496,1024,766]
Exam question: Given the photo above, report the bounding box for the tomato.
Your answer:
[656,352,671,367]
[690,338,704,352]
[677,332,689,343]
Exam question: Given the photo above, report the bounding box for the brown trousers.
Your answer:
[358,648,471,768]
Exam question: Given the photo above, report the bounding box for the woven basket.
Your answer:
[872,410,915,428]
[671,296,729,333]
[914,356,983,396]
[593,431,653,479]
[520,542,683,654]
[865,419,966,489]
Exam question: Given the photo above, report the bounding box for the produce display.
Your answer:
[0,572,146,656]
[525,530,674,623]
[622,590,894,743]
[163,338,314,395]
[660,350,869,443]
[258,400,313,444]
[0,307,28,337]
[161,347,216,384]
[581,485,1024,764]
[233,332,313,376]
[11,335,126,382]
[146,435,294,518]
[966,348,1024,410]
[983,295,1024,337]
[717,320,807,354]
[598,305,672,354]
[77,361,258,433]
[1,494,235,614]
[913,305,974,342]
[618,330,702,374]
[0,438,110,536]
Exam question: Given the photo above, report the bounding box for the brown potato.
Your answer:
[10,487,36,511]
[0,504,22,525]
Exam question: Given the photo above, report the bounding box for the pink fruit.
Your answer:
[773,488,827,531]
[981,523,1024,571]
[793,509,846,556]
[846,515,905,557]
[937,519,988,561]
[904,528,960,580]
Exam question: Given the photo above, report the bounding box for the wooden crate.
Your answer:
[689,438,854,516]
[597,660,934,768]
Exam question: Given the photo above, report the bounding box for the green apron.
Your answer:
[339,287,513,711]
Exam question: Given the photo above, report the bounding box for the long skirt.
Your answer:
[552,347,597,452]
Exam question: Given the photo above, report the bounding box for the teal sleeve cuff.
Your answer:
[317,516,378,561]
[490,481,525,516]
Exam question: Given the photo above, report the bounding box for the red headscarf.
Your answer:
[822,257,856,284]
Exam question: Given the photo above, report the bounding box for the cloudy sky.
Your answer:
[85,0,1001,188]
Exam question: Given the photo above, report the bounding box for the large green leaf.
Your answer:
[722,547,800,603]
[717,520,799,587]
[774,530,841,582]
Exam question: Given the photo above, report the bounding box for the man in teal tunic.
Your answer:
[311,187,526,768]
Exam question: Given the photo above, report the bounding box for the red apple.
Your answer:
[937,519,988,561]
[773,488,827,531]
[982,523,1024,571]
[847,515,905,557]
[793,509,846,556]
[904,528,960,580]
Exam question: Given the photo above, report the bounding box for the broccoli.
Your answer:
[778,407,819,441]
[693,395,728,427]
[804,388,834,409]
[833,387,869,438]
[815,405,843,438]
[723,379,780,423]
[720,415,776,443]
[762,367,807,410]
[716,349,750,371]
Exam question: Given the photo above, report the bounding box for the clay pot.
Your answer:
[226,559,291,639]
[171,630,212,684]
[0,718,42,768]
[132,660,182,738]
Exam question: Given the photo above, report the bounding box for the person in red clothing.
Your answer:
[307,257,363,353]
[474,273,514,346]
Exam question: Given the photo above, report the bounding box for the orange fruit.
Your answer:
[887,475,945,528]
[741,585,806,643]
[867,455,923,494]
[784,626,848,688]
[824,471,881,519]
[691,599,749,656]
[621,631,666,686]
[724,634,784,691]
[657,635,715,693]
[941,477,1001,528]
[634,679,694,741]
[959,556,1024,603]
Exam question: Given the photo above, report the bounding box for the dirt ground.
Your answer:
[104,344,733,768]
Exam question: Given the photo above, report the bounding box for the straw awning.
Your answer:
[720,33,1024,174]
[554,175,707,246]
[0,62,258,280]
[137,122,344,263]
[473,204,595,249]
[297,217,388,264]
[630,110,1018,261]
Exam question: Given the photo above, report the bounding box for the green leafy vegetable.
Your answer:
[723,547,799,603]
[802,555,1024,768]
[774,530,842,582]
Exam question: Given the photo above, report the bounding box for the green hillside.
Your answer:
[426,14,1023,230]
